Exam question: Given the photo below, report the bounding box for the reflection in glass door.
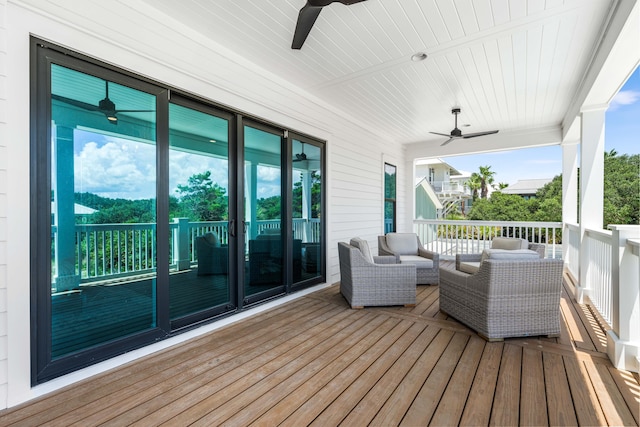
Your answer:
[168,102,232,321]
[50,64,158,358]
[243,125,285,302]
[292,140,323,285]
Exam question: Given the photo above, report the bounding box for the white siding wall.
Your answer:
[2,0,407,408]
[0,0,8,410]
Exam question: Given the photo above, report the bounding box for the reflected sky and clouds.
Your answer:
[73,129,284,200]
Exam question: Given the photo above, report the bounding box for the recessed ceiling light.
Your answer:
[411,52,427,62]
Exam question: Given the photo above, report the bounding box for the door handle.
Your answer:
[229,219,236,238]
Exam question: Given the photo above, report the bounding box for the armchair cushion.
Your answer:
[458,261,481,274]
[491,237,528,250]
[350,237,374,263]
[399,255,434,269]
[480,248,540,262]
[385,233,419,255]
[458,249,540,275]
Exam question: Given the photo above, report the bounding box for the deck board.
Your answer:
[1,274,639,427]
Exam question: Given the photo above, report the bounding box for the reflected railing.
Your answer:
[52,218,321,284]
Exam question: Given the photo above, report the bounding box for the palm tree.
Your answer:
[466,173,482,201]
[495,182,509,191]
[478,165,496,199]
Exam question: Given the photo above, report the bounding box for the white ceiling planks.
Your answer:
[135,0,617,146]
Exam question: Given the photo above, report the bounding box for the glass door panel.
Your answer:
[168,103,231,320]
[244,125,284,301]
[292,140,323,285]
[50,64,157,358]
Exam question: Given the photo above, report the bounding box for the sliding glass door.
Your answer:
[32,39,325,383]
[291,138,324,287]
[168,100,234,325]
[243,124,286,304]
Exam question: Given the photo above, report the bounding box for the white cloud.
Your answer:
[609,90,640,111]
[74,140,156,199]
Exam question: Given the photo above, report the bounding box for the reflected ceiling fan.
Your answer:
[51,81,154,124]
[292,0,367,49]
[430,108,499,146]
[293,143,308,162]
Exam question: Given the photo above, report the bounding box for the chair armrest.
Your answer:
[373,255,397,264]
[528,243,546,258]
[377,236,400,262]
[417,247,439,267]
[455,253,482,271]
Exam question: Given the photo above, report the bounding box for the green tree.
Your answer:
[603,150,639,226]
[468,192,533,221]
[477,165,496,199]
[257,196,281,220]
[175,171,228,221]
[466,173,481,201]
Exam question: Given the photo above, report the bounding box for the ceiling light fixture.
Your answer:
[411,52,427,62]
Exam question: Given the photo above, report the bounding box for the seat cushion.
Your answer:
[203,232,220,247]
[385,233,419,255]
[458,261,481,274]
[491,237,528,250]
[350,237,374,264]
[480,248,540,263]
[399,255,433,269]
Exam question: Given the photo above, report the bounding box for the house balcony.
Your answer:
[430,180,472,199]
[0,255,638,425]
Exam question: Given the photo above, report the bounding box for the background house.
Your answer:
[501,178,554,199]
[415,158,472,219]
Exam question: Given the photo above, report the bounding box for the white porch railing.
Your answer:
[57,218,321,283]
[413,219,562,259]
[563,223,639,372]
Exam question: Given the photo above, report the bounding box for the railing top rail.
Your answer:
[75,223,157,231]
[413,219,562,228]
[585,228,613,243]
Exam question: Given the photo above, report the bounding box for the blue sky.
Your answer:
[441,66,640,186]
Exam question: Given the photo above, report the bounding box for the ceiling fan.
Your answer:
[293,143,307,162]
[51,81,154,124]
[430,108,499,146]
[292,0,367,50]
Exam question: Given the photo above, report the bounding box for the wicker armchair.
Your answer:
[440,257,564,341]
[338,239,416,309]
[378,233,439,285]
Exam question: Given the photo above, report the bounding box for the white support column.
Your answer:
[562,141,579,262]
[577,106,606,303]
[606,225,640,372]
[301,171,311,242]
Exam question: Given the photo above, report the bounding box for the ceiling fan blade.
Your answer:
[462,130,499,139]
[114,109,156,113]
[429,132,452,137]
[51,94,100,112]
[440,137,455,146]
[292,3,323,49]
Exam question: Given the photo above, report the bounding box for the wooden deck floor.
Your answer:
[1,270,639,426]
